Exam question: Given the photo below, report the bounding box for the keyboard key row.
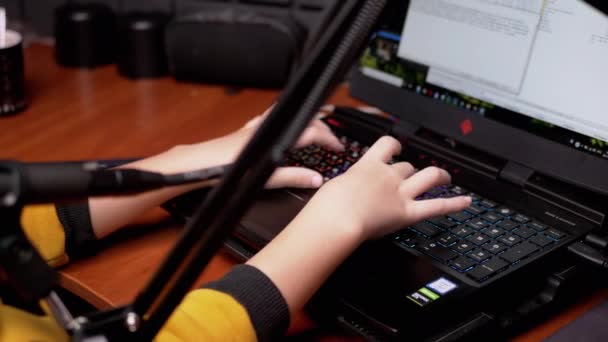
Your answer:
[394,213,565,284]
[467,258,509,281]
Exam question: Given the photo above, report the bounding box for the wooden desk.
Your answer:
[4,44,607,341]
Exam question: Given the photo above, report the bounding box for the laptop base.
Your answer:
[224,232,605,341]
[162,107,606,341]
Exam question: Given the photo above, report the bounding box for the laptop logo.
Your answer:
[427,278,458,295]
[460,119,473,136]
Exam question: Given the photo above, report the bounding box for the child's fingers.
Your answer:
[399,166,451,197]
[391,162,416,179]
[405,197,472,223]
[360,136,402,163]
[266,167,324,189]
[297,124,344,152]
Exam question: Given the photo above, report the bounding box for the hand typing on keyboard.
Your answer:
[240,110,345,189]
[291,136,472,240]
[285,134,368,182]
[248,136,471,314]
[146,110,344,190]
[286,133,566,283]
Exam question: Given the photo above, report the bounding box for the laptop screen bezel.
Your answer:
[350,70,608,196]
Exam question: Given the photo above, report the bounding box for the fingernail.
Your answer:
[311,175,323,188]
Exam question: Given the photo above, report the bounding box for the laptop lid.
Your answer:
[350,0,608,196]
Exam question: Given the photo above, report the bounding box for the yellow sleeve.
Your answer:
[20,204,70,267]
[0,288,257,342]
[156,289,257,342]
[0,300,69,342]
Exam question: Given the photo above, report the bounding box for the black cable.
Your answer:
[584,233,608,250]
[568,241,608,269]
[0,161,228,204]
[163,164,229,186]
[568,232,608,271]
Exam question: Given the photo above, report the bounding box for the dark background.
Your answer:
[0,0,336,45]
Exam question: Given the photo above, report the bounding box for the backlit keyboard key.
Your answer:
[529,234,554,247]
[451,256,476,271]
[437,233,458,246]
[500,242,539,264]
[513,214,531,224]
[454,241,476,254]
[466,204,486,215]
[468,249,491,262]
[428,217,457,229]
[467,258,508,281]
[452,225,474,238]
[420,243,459,263]
[483,242,508,254]
[545,228,566,240]
[528,221,547,232]
[466,233,491,246]
[483,226,505,239]
[513,227,536,239]
[496,207,514,216]
[467,218,488,230]
[481,212,504,224]
[448,211,473,223]
[497,220,519,231]
[480,199,497,208]
[411,222,442,238]
[451,186,467,195]
[499,234,522,247]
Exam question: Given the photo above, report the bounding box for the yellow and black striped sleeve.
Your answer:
[11,204,291,341]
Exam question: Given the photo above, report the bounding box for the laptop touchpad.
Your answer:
[237,189,314,247]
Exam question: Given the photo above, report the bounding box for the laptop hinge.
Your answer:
[391,119,420,142]
[498,161,534,188]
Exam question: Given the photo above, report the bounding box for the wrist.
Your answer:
[296,198,367,247]
[128,142,231,175]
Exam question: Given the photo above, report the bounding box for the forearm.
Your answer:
[89,139,238,239]
[246,200,365,317]
[87,117,343,239]
[88,184,196,239]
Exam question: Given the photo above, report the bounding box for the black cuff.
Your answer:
[55,202,98,259]
[204,264,290,341]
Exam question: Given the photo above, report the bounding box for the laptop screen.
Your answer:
[360,0,608,161]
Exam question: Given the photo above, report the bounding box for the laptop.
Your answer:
[165,0,608,340]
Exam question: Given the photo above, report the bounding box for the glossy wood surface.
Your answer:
[3,44,607,341]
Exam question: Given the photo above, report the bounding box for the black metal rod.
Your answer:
[132,0,358,317]
[131,1,388,339]
[584,0,608,15]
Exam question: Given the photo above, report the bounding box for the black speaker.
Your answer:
[165,8,307,88]
[117,11,171,79]
[54,3,117,68]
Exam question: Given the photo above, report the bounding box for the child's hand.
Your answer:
[240,111,344,151]
[299,136,472,241]
[91,112,344,238]
[247,136,472,314]
[242,114,345,189]
[139,111,343,189]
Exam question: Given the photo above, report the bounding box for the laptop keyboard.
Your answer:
[286,134,569,285]
[285,135,369,181]
[397,185,568,283]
